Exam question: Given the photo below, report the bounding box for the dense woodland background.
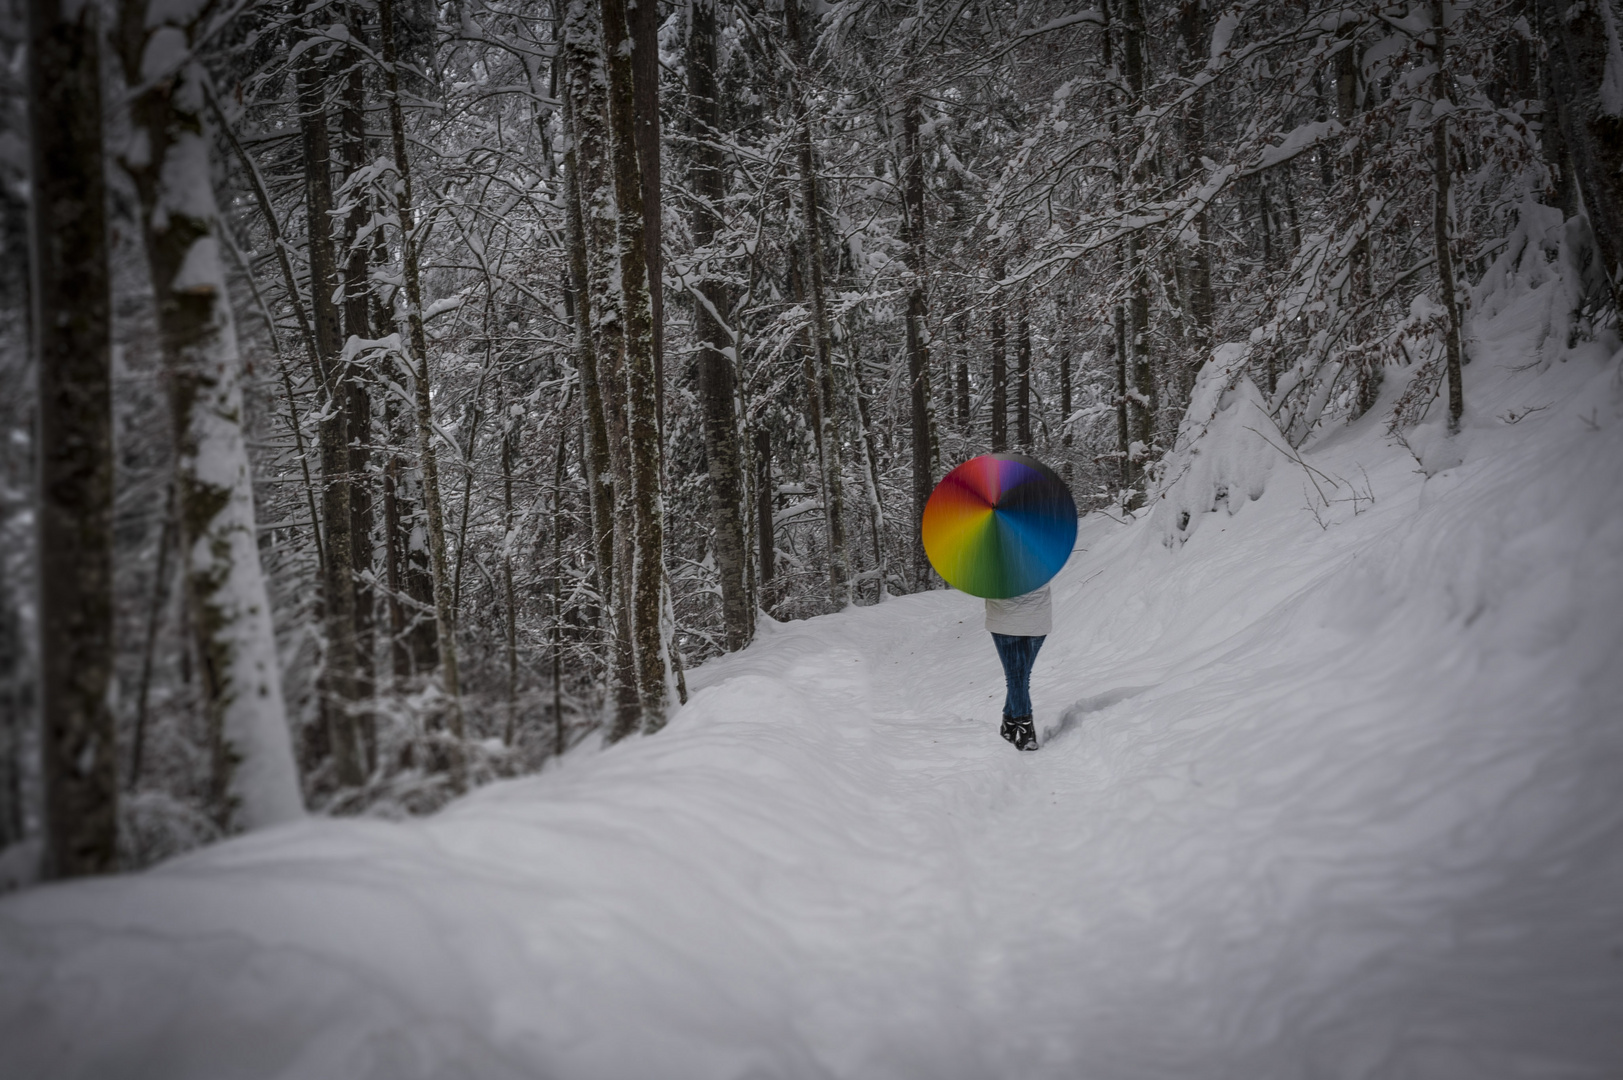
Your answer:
[1,0,1619,878]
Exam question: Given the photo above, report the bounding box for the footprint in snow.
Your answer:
[1040,685,1157,744]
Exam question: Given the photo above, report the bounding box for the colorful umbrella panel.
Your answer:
[922,454,1078,599]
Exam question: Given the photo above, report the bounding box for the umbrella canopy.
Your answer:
[921,454,1078,599]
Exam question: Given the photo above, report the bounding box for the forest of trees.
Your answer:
[1,0,1617,877]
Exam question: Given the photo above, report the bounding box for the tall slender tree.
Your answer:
[31,0,117,874]
[601,0,673,728]
[1432,2,1464,434]
[785,0,851,610]
[901,95,933,585]
[380,0,465,778]
[688,0,752,649]
[297,33,364,788]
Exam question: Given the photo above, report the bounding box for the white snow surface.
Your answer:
[4,317,1623,1076]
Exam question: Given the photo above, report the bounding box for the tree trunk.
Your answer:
[629,0,664,431]
[1114,301,1130,490]
[380,0,465,781]
[0,507,23,851]
[499,377,519,747]
[755,429,774,597]
[1016,297,1032,452]
[1541,0,1623,309]
[990,262,1007,452]
[1433,3,1465,432]
[1538,50,1580,217]
[565,1,641,737]
[341,3,377,768]
[955,312,970,431]
[786,0,851,611]
[561,16,615,672]
[849,344,889,600]
[298,44,365,789]
[383,410,438,684]
[688,0,751,649]
[129,487,175,790]
[552,425,568,757]
[602,0,673,729]
[901,95,933,585]
[1126,231,1154,493]
[117,1,304,831]
[1123,0,1154,503]
[31,0,117,874]
[1057,294,1073,485]
[1177,0,1215,397]
[1333,20,1380,417]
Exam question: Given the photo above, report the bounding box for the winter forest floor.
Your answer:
[4,309,1623,1078]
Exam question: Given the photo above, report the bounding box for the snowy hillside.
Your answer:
[3,311,1622,1077]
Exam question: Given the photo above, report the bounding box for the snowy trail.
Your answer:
[5,318,1623,1077]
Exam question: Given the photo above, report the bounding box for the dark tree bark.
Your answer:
[756,429,775,596]
[785,0,851,610]
[551,425,568,757]
[0,512,23,851]
[381,0,465,778]
[1057,293,1073,485]
[990,263,1007,452]
[1332,20,1380,417]
[901,96,933,584]
[1114,302,1130,489]
[1176,0,1215,389]
[499,375,520,747]
[1123,0,1154,501]
[1541,0,1623,309]
[1433,3,1465,432]
[688,0,751,649]
[1016,298,1032,453]
[383,406,438,685]
[298,43,364,788]
[564,0,640,737]
[602,0,673,729]
[955,314,970,431]
[30,0,117,876]
[341,3,377,762]
[629,0,664,429]
[1538,43,1579,217]
[562,6,617,691]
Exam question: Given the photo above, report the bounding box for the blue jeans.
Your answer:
[992,633,1046,719]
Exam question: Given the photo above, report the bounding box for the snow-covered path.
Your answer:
[4,326,1623,1077]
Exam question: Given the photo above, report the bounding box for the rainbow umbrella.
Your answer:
[922,454,1078,598]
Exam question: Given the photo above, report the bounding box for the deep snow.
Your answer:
[3,301,1623,1078]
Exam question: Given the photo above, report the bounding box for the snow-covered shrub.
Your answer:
[1470,200,1613,362]
[1152,344,1281,547]
[119,789,222,870]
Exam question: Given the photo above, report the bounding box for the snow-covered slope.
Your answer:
[4,308,1622,1078]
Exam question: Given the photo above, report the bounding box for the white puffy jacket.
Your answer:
[984,584,1052,637]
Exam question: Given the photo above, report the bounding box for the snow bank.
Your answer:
[1152,342,1279,547]
[2,262,1621,1077]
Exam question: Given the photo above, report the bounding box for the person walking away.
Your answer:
[987,584,1049,750]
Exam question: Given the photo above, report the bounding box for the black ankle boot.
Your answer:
[1000,715,1038,751]
[999,714,1038,750]
[1000,715,1018,746]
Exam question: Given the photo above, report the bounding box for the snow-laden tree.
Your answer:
[114,0,303,831]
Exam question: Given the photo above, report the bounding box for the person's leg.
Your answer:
[991,633,1020,719]
[1003,634,1045,718]
[992,634,1046,750]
